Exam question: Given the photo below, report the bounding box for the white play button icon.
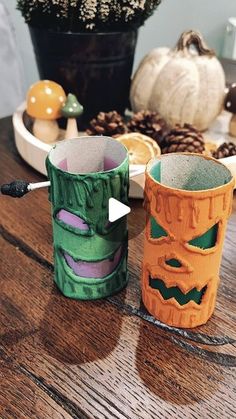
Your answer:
[108,198,131,222]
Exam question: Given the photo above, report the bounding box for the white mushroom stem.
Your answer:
[33,119,59,143]
[229,114,236,137]
[64,118,79,140]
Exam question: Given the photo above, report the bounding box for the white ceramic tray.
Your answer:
[13,103,236,198]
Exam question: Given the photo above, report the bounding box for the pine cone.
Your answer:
[86,111,126,137]
[161,124,205,154]
[127,110,168,145]
[212,142,236,159]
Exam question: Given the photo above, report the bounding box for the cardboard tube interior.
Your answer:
[149,154,232,191]
[49,136,127,174]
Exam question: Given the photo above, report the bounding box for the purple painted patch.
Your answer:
[64,244,123,278]
[104,157,118,171]
[57,209,89,230]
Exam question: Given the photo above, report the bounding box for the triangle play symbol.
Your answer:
[108,198,131,222]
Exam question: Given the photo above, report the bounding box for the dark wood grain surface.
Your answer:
[0,117,235,419]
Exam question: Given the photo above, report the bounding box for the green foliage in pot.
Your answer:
[17,0,162,32]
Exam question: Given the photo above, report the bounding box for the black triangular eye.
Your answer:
[150,216,168,239]
[188,223,218,249]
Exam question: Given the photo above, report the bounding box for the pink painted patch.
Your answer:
[58,158,68,171]
[64,244,123,278]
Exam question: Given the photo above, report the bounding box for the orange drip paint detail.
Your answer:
[142,156,234,328]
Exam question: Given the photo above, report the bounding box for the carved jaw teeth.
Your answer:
[149,275,207,305]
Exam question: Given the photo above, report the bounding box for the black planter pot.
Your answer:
[29,26,138,126]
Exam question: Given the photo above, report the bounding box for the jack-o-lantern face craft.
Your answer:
[142,154,234,328]
[46,136,129,300]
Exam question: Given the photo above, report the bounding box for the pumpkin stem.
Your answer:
[175,30,215,57]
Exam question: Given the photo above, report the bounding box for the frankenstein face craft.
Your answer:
[46,136,129,300]
[142,154,234,328]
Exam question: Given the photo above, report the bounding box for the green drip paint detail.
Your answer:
[166,258,182,268]
[149,277,205,305]
[188,223,218,249]
[46,155,129,235]
[53,217,128,262]
[55,248,128,300]
[150,216,168,239]
[46,151,129,300]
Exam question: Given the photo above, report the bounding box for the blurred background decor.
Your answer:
[16,0,161,125]
[0,2,24,117]
[130,30,225,131]
[0,0,235,196]
[3,0,236,91]
[224,83,236,137]
[220,17,236,85]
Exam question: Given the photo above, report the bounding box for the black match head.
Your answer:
[1,180,29,198]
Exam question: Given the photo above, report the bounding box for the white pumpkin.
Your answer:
[130,31,225,131]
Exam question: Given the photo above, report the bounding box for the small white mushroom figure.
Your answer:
[225,83,236,137]
[61,93,84,139]
[26,80,66,143]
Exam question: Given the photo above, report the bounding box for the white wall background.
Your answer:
[1,0,236,99]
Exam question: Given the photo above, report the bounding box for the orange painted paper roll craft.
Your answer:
[142,153,234,328]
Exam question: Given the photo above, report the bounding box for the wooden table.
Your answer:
[0,117,235,419]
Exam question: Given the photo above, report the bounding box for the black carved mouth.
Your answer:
[149,276,207,305]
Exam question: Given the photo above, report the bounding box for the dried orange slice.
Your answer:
[204,140,217,156]
[116,133,160,165]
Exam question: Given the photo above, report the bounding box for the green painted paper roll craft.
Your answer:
[46,136,129,300]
